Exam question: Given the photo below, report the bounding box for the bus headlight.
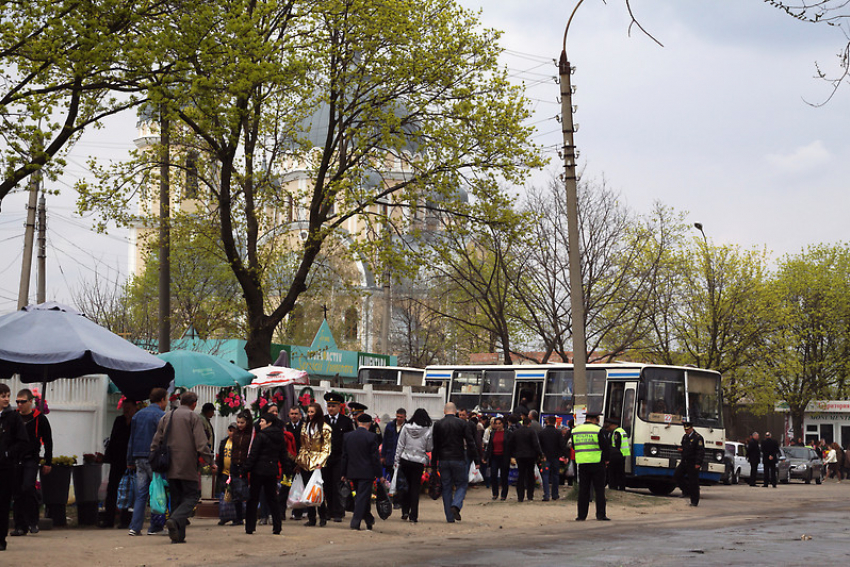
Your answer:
[715,451,724,462]
[648,445,659,457]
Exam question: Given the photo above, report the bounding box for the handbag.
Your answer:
[428,470,442,500]
[374,481,392,520]
[230,475,249,501]
[339,480,354,512]
[218,490,237,521]
[149,408,175,474]
[117,469,136,509]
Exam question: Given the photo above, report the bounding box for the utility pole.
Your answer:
[158,111,171,353]
[17,173,40,310]
[560,0,588,415]
[37,193,46,303]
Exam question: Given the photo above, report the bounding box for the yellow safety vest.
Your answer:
[572,423,603,464]
[614,427,631,457]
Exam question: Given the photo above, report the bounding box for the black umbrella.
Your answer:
[0,302,173,401]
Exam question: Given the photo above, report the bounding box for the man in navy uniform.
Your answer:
[341,413,381,530]
[674,417,705,506]
[348,402,383,442]
[324,392,354,522]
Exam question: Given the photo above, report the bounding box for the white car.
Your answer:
[722,441,752,484]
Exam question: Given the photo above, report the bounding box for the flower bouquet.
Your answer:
[215,386,244,417]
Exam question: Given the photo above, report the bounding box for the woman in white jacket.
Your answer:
[394,408,433,523]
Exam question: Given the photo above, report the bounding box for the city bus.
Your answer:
[423,362,726,493]
[357,366,426,387]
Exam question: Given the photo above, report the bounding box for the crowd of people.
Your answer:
[1,382,644,551]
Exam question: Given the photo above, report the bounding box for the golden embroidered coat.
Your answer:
[296,422,332,471]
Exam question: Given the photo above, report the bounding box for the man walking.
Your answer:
[126,387,167,536]
[324,392,354,522]
[572,411,610,521]
[381,408,407,472]
[538,415,567,501]
[12,388,52,537]
[761,432,780,488]
[431,402,479,523]
[673,418,705,506]
[747,432,761,487]
[0,383,29,552]
[151,391,215,544]
[604,418,629,491]
[342,413,381,531]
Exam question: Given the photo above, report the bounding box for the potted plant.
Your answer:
[73,452,103,525]
[41,455,76,527]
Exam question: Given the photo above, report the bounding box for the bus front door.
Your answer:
[514,381,543,417]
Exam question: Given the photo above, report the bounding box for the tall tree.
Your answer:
[79,0,542,367]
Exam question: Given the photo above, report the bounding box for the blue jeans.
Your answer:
[129,458,153,532]
[541,462,559,500]
[439,460,468,522]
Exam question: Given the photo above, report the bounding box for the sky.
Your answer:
[0,0,847,314]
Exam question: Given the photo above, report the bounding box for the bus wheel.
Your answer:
[648,482,676,496]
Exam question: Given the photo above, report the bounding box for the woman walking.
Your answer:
[483,416,510,500]
[244,413,293,535]
[295,403,332,526]
[394,408,433,523]
[507,415,543,502]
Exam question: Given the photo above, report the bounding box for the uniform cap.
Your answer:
[348,401,367,412]
[324,391,344,404]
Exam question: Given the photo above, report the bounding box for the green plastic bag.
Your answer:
[150,472,168,515]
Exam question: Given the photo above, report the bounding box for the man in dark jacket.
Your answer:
[747,433,761,486]
[381,408,407,470]
[508,416,543,502]
[761,432,781,488]
[342,413,381,531]
[0,383,29,551]
[538,415,567,501]
[324,392,354,522]
[12,388,52,537]
[101,398,138,528]
[432,402,479,523]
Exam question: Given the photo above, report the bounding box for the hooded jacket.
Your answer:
[394,423,433,467]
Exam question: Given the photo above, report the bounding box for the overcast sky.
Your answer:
[0,0,846,313]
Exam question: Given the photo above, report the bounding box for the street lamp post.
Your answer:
[693,222,717,369]
[560,1,588,414]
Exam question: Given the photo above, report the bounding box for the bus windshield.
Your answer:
[638,367,722,428]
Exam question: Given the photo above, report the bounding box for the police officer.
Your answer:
[674,417,705,506]
[348,402,383,443]
[572,411,611,521]
[604,419,629,491]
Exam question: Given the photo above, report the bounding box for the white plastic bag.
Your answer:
[533,464,542,486]
[468,462,483,484]
[389,465,399,497]
[299,468,325,508]
[287,472,306,509]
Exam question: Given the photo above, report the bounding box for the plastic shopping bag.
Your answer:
[388,465,399,497]
[117,469,136,510]
[149,472,168,515]
[468,462,484,484]
[300,469,325,508]
[533,464,543,486]
[287,472,306,510]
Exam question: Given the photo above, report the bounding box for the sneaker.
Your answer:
[147,528,164,536]
[29,525,39,535]
[128,529,141,536]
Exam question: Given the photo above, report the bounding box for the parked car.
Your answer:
[782,445,824,484]
[720,441,751,485]
[756,447,792,484]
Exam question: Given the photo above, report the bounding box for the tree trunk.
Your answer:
[244,322,275,369]
[791,409,805,444]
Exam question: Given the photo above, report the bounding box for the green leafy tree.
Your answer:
[78,0,542,367]
[759,244,850,441]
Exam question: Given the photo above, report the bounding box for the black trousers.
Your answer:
[515,457,536,501]
[674,461,700,504]
[13,458,38,532]
[607,457,626,491]
[577,462,607,520]
[246,474,281,533]
[489,454,509,499]
[350,478,375,529]
[763,459,777,487]
[748,461,759,485]
[399,459,424,520]
[103,461,131,527]
[0,466,13,547]
[323,460,344,520]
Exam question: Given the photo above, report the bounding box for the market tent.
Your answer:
[156,349,254,388]
[246,366,309,388]
[0,302,173,401]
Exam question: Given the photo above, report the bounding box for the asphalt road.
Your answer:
[420,480,850,567]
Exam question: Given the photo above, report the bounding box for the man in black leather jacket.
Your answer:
[432,402,479,523]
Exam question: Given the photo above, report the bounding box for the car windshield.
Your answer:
[783,447,810,459]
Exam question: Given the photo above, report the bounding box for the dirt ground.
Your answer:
[4,478,846,566]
